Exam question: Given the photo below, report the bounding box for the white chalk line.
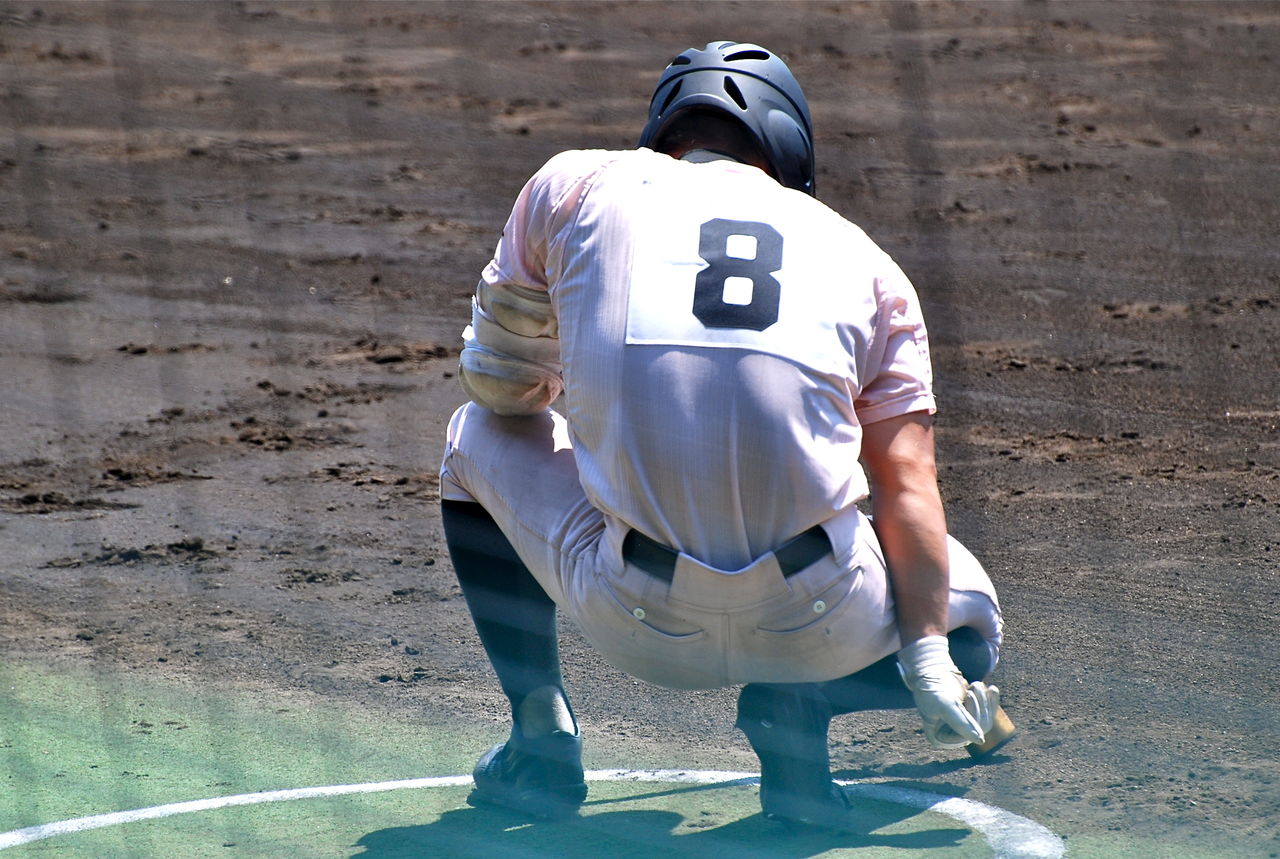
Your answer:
[0,769,1065,858]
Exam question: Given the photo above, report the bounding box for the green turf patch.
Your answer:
[1,661,1069,857]
[2,778,993,858]
[0,661,482,837]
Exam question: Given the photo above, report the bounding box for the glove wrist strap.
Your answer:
[897,634,950,670]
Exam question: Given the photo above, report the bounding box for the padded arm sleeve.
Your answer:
[458,286,562,416]
[456,150,612,415]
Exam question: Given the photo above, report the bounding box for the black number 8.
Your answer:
[693,219,783,331]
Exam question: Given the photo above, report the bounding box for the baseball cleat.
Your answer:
[736,683,857,832]
[967,705,1016,758]
[468,727,587,820]
[761,781,857,832]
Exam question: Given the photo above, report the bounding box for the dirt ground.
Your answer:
[2,1,1277,854]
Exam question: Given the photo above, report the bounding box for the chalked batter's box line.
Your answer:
[0,769,1065,858]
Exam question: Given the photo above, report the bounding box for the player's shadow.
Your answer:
[350,781,970,858]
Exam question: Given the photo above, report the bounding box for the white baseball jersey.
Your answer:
[470,148,936,571]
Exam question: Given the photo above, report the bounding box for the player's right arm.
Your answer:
[854,261,996,750]
[861,411,990,749]
[859,411,950,645]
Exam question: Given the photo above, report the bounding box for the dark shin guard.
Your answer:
[819,625,996,718]
[736,682,842,819]
[441,500,569,729]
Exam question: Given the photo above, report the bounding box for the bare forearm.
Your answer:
[872,480,950,644]
[860,414,1007,751]
[860,413,951,646]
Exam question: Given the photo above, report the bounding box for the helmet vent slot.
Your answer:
[670,55,692,66]
[725,49,769,62]
[723,76,748,110]
[659,79,683,113]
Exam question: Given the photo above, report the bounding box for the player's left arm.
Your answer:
[457,151,613,416]
[459,276,562,416]
[457,159,565,416]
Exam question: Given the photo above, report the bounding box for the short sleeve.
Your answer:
[853,260,936,424]
[484,150,615,294]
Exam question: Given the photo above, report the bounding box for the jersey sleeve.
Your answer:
[853,256,937,425]
[458,151,610,415]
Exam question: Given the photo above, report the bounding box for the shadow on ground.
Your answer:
[351,782,970,858]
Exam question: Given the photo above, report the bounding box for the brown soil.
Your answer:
[1,2,1277,854]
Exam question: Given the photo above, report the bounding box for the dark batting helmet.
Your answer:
[638,41,816,195]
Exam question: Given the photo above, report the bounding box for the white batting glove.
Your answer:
[897,635,1000,750]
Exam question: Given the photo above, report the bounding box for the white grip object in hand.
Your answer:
[897,635,1001,750]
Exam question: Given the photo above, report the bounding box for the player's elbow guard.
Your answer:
[459,342,562,416]
[457,295,563,415]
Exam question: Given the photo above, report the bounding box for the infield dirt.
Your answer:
[1,2,1277,855]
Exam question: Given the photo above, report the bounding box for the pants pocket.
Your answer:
[598,573,706,640]
[575,572,719,689]
[754,569,859,637]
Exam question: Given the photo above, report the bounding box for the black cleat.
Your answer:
[468,728,587,820]
[760,780,855,831]
[737,683,858,832]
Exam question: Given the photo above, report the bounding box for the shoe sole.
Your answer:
[467,782,587,820]
[468,734,587,820]
[760,783,856,833]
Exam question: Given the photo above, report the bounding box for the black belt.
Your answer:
[622,525,831,583]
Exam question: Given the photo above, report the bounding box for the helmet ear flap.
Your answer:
[765,110,816,196]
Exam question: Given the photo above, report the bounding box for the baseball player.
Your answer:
[438,41,1011,830]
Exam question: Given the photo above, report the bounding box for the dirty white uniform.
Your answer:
[439,148,1002,690]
